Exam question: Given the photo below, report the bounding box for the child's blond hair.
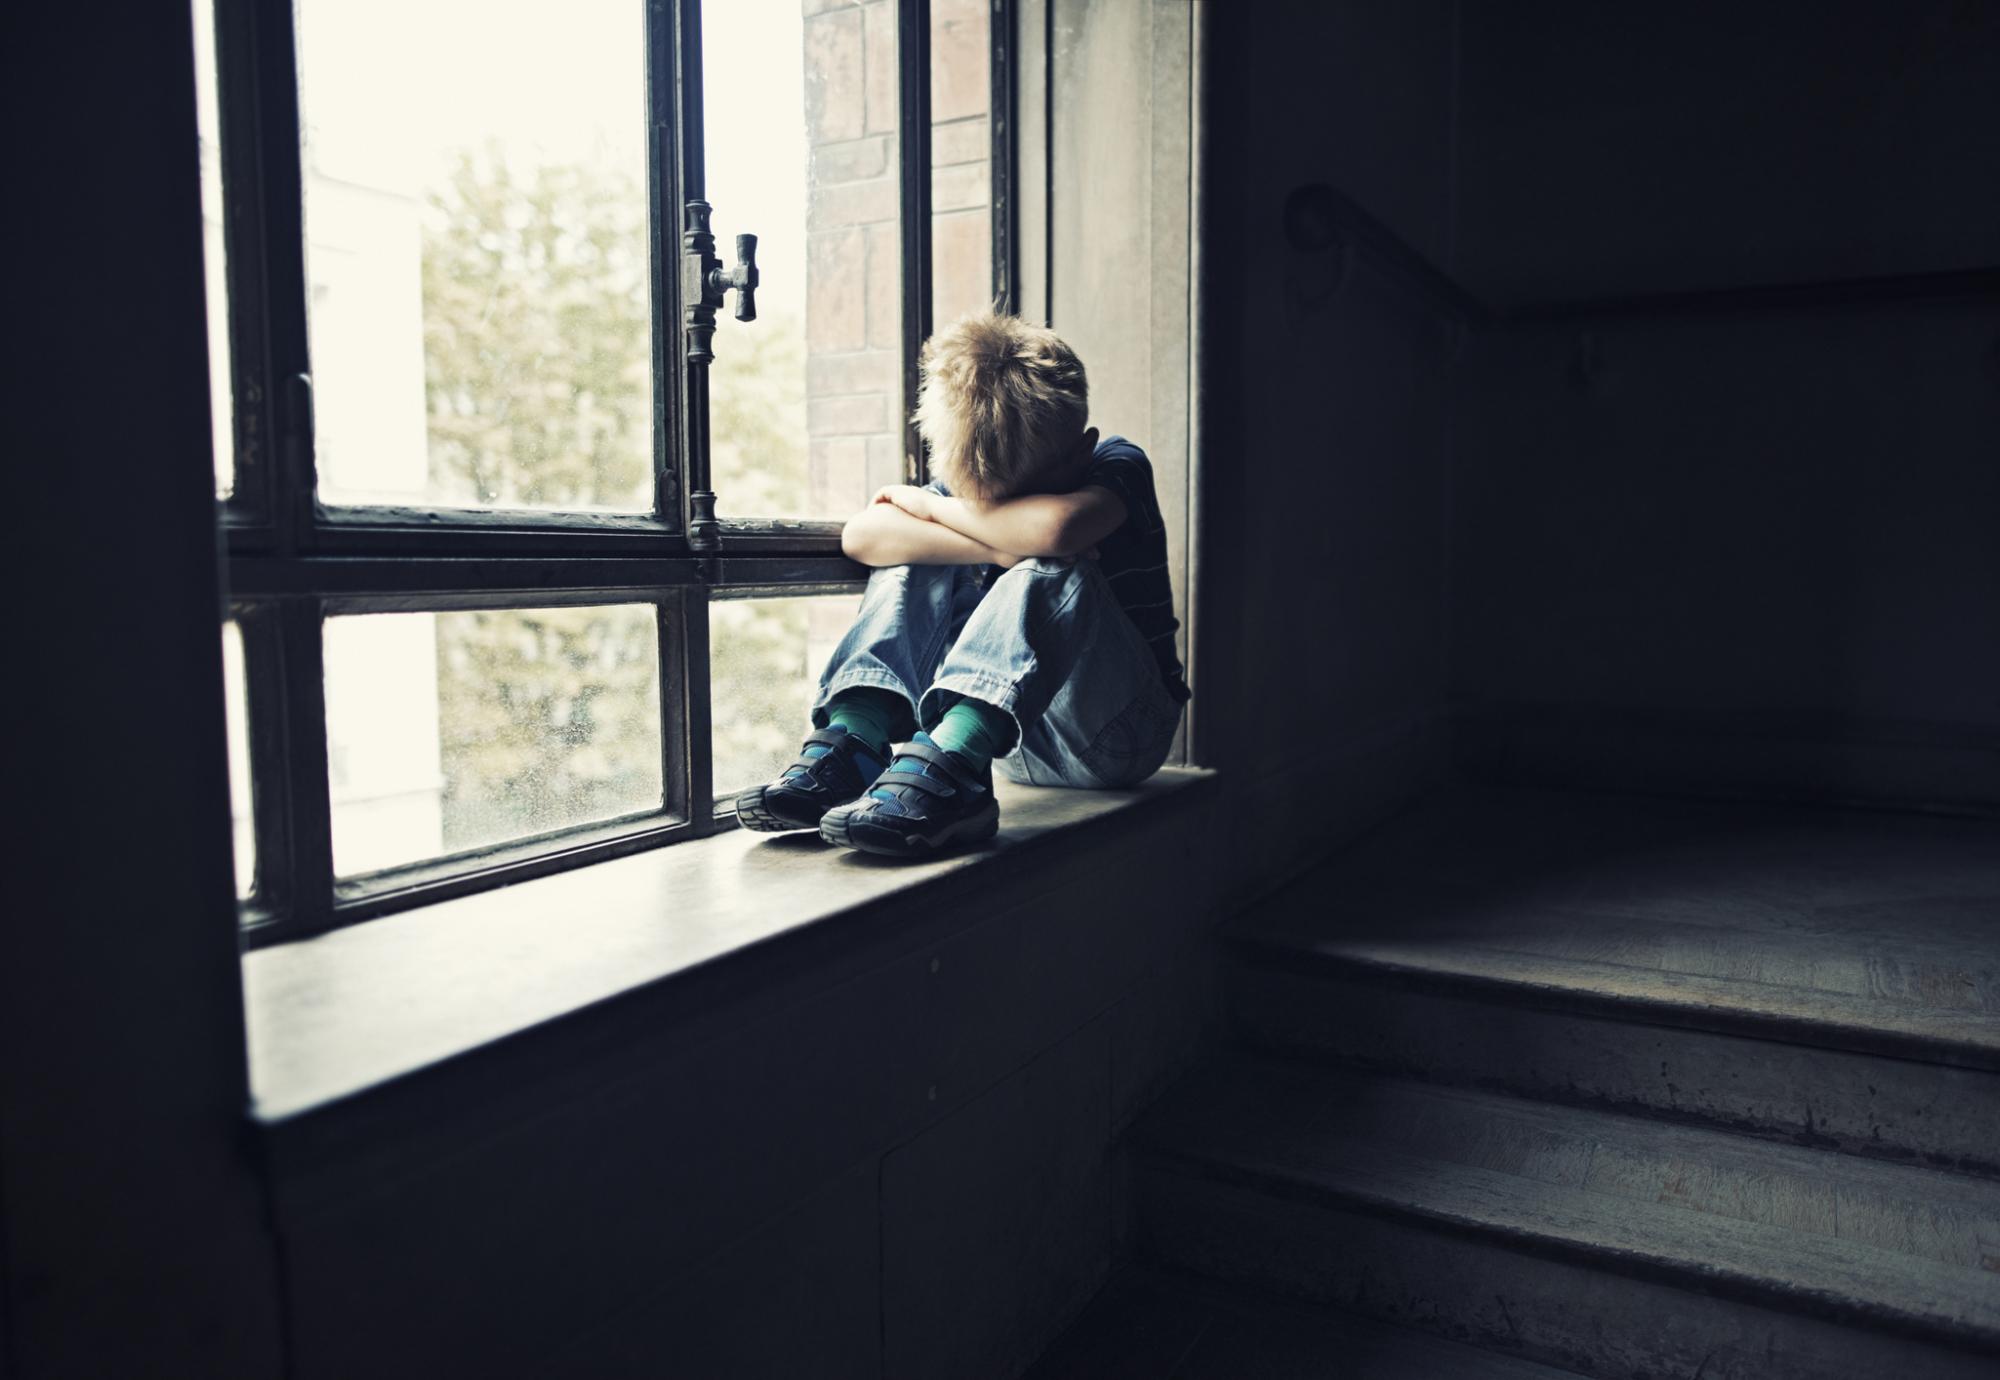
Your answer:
[913,312,1088,503]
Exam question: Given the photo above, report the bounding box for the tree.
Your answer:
[432,604,663,853]
[414,150,826,842]
[422,146,653,510]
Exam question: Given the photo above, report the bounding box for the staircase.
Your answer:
[1035,787,2000,1378]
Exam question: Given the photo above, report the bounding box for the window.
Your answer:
[202,0,1014,944]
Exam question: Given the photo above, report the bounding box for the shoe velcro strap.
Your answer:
[894,740,985,793]
[879,770,955,799]
[790,729,857,772]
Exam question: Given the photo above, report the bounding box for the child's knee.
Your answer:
[989,556,1091,597]
[990,556,1112,616]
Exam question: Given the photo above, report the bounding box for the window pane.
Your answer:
[711,593,864,799]
[930,0,994,326]
[297,0,653,512]
[221,621,255,898]
[325,604,663,876]
[192,0,233,497]
[705,0,903,520]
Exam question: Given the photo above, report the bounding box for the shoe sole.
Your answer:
[819,798,1001,856]
[735,785,826,833]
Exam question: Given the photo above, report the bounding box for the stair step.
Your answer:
[1027,1267,1588,1379]
[1130,1059,2000,1380]
[1229,789,2000,1174]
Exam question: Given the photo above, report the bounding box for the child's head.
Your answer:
[914,312,1092,504]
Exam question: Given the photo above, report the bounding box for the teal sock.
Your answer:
[823,687,909,759]
[924,698,1013,772]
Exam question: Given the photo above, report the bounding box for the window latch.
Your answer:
[713,233,758,323]
[680,200,759,574]
[681,201,759,364]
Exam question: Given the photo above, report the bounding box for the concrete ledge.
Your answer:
[245,768,1218,1123]
[246,769,1224,1378]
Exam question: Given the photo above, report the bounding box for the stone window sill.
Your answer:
[243,769,1217,1124]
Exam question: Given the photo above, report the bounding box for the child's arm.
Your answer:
[841,501,1019,568]
[876,485,1127,560]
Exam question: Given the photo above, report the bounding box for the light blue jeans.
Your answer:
[812,558,1183,788]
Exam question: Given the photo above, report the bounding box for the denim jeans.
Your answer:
[812,558,1183,788]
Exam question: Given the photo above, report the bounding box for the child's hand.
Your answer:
[871,485,935,521]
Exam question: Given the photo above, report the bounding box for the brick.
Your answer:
[931,158,989,214]
[930,115,989,167]
[929,0,990,123]
[867,432,909,492]
[931,208,993,326]
[807,348,900,398]
[808,435,869,514]
[809,391,891,437]
[863,1,898,134]
[807,228,868,353]
[812,135,890,185]
[805,9,866,144]
[810,176,898,231]
[865,221,901,350]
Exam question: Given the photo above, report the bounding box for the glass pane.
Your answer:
[221,621,255,898]
[929,0,993,327]
[705,0,903,521]
[711,593,864,799]
[325,604,663,876]
[192,0,233,497]
[297,0,653,512]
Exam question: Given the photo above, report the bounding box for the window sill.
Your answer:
[243,768,1218,1125]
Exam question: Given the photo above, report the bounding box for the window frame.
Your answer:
[206,0,1015,947]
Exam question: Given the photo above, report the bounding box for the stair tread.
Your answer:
[1134,1058,2000,1348]
[1231,788,2000,1066]
[1027,1267,1589,1379]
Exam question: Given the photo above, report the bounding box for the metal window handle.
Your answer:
[710,233,758,323]
[680,202,759,574]
[681,202,758,365]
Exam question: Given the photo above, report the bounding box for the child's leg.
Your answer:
[811,562,987,748]
[739,562,988,834]
[919,557,1181,788]
[814,557,1178,854]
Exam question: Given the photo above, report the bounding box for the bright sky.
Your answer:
[703,0,810,301]
[296,0,808,298]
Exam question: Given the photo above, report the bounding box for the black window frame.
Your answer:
[207,0,1015,947]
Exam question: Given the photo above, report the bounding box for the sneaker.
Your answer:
[818,732,1000,856]
[735,724,888,833]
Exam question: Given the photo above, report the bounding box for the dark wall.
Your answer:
[1196,0,1459,885]
[1449,1,2000,808]
[1454,0,2000,306]
[3,5,283,1376]
[1454,304,2000,805]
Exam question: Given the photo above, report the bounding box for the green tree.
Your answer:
[708,305,808,518]
[415,150,827,835]
[433,605,663,853]
[422,146,652,509]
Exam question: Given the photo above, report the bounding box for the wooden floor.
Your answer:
[1034,787,2000,1379]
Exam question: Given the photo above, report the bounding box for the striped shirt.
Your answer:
[1083,436,1190,703]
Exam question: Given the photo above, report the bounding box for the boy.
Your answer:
[736,312,1190,856]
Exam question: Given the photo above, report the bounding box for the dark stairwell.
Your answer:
[1032,788,2000,1378]
[1033,1,2000,1375]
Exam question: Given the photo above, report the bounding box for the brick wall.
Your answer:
[803,0,992,509]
